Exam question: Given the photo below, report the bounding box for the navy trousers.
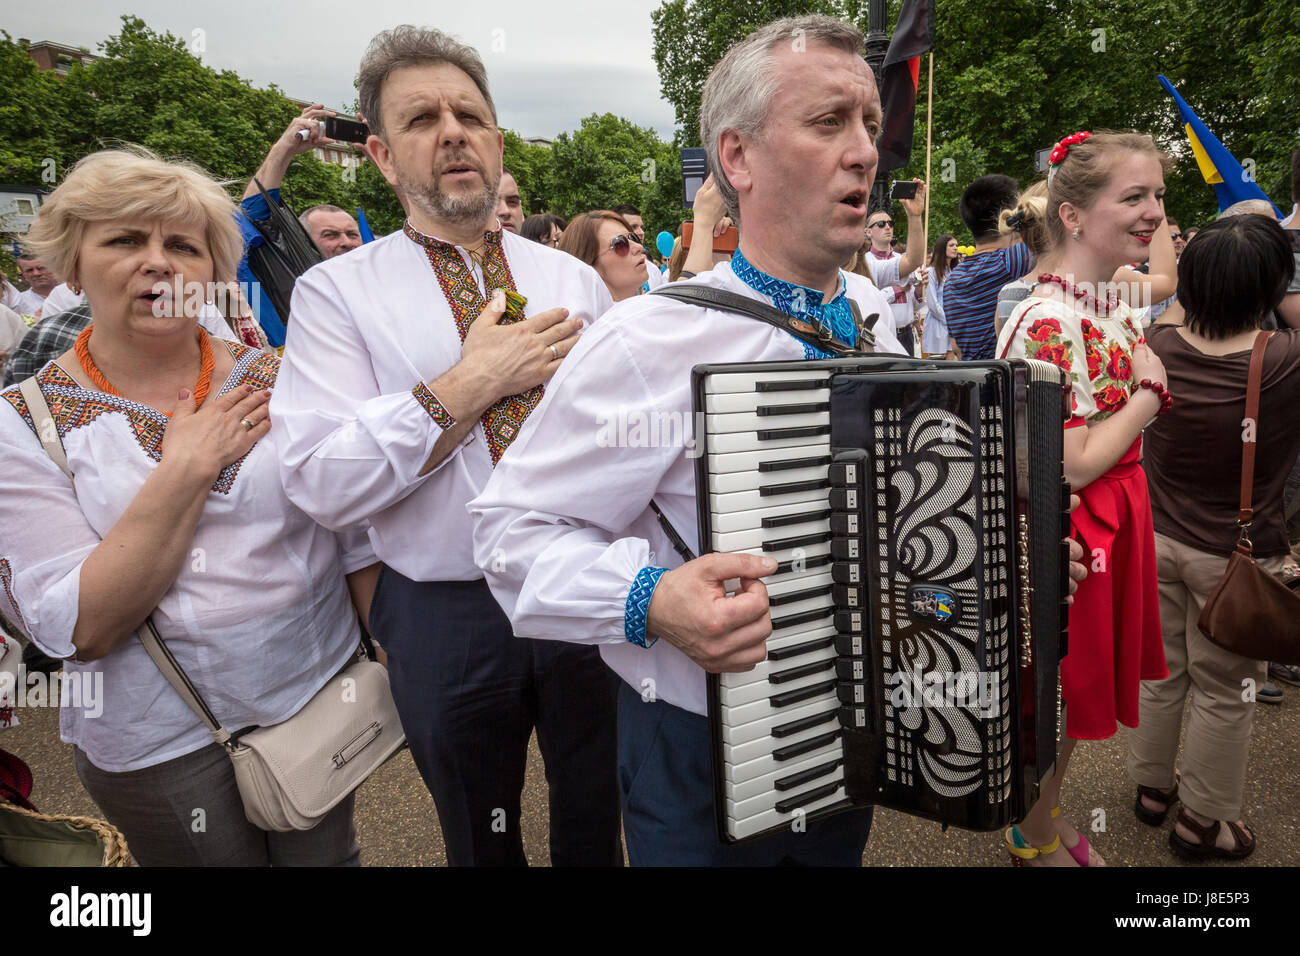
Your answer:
[370,569,622,866]
[617,681,872,866]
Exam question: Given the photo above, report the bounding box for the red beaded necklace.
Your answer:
[74,324,214,416]
[1037,273,1119,316]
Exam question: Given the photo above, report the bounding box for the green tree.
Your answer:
[548,113,683,239]
[651,0,1300,241]
[651,0,867,146]
[1,17,405,235]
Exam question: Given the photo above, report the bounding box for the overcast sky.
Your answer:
[3,1,679,139]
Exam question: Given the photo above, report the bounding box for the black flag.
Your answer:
[876,0,935,174]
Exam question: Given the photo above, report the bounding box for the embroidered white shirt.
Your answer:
[469,262,898,716]
[270,226,613,582]
[0,343,373,771]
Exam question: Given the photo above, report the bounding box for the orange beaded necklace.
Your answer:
[74,324,215,416]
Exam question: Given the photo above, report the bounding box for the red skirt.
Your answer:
[1062,436,1167,740]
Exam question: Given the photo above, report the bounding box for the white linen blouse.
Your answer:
[0,341,374,772]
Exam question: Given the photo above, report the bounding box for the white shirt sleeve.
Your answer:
[865,254,900,289]
[469,323,672,645]
[269,267,459,531]
[0,406,98,659]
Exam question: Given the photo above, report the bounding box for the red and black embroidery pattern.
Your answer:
[404,222,538,466]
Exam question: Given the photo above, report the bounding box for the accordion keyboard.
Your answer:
[703,368,851,840]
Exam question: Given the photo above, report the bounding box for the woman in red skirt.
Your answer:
[996,131,1175,866]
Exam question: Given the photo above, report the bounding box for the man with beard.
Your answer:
[269,25,620,866]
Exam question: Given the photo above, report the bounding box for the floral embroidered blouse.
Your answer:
[995,294,1143,425]
[0,342,374,772]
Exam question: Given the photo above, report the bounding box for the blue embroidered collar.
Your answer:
[730,248,857,357]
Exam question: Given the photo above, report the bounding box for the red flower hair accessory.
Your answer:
[1047,131,1092,183]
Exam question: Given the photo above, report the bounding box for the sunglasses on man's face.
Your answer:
[602,233,641,257]
[1170,233,1182,240]
[869,219,894,228]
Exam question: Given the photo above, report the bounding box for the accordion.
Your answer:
[692,357,1071,844]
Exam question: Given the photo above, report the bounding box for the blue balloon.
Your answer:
[656,230,675,259]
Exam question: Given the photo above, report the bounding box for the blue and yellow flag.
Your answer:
[357,207,375,243]
[1157,75,1280,215]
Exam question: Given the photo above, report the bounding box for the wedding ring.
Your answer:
[240,418,255,431]
[548,344,559,361]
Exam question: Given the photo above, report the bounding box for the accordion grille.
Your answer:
[871,403,1014,801]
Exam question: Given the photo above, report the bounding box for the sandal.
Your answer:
[1004,826,1062,867]
[1134,777,1179,827]
[1168,809,1255,862]
[1051,806,1103,866]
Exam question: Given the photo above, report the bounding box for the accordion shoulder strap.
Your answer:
[649,285,871,356]
[649,500,697,563]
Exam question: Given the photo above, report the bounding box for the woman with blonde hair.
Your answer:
[0,147,376,866]
[997,130,1174,867]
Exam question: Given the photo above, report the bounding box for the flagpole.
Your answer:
[924,51,934,248]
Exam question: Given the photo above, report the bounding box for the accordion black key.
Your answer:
[692,357,1071,844]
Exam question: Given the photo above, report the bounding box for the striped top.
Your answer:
[941,244,1033,361]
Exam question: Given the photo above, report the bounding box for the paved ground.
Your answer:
[6,682,1297,866]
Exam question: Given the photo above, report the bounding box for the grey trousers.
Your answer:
[75,743,360,867]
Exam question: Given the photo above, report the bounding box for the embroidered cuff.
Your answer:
[624,566,668,648]
[412,382,455,430]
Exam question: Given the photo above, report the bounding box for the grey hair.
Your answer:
[358,25,497,137]
[1219,199,1276,220]
[699,15,864,222]
[298,204,351,229]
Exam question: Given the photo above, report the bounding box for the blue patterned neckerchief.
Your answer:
[729,248,857,359]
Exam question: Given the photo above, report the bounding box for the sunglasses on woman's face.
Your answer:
[602,233,640,257]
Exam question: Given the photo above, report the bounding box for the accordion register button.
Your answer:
[828,487,859,510]
[837,705,867,729]
[833,633,864,656]
[831,562,861,584]
[834,658,865,681]
[831,584,864,608]
[831,537,861,560]
[835,682,866,705]
[834,610,863,634]
[829,512,860,535]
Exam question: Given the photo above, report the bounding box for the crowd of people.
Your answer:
[1,13,1298,868]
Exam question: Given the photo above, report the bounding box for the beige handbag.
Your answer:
[19,376,406,832]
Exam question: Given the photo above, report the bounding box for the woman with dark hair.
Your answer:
[921,233,958,357]
[996,130,1175,866]
[558,210,647,302]
[521,214,566,248]
[1127,214,1300,860]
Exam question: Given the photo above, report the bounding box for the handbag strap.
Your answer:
[18,372,234,745]
[18,375,72,479]
[649,285,875,356]
[1236,330,1274,553]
